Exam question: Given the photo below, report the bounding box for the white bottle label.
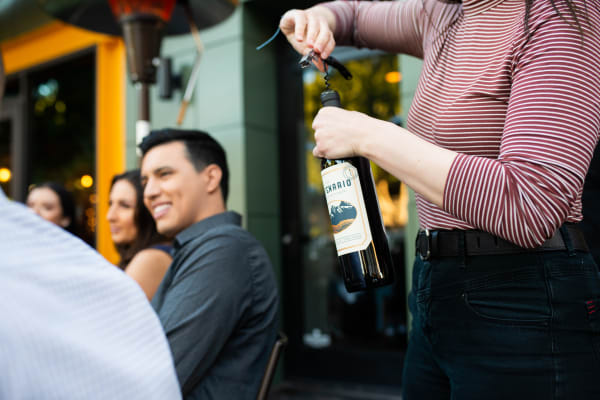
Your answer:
[321,162,372,256]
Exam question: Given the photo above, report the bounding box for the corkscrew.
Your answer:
[299,50,352,89]
[254,27,352,85]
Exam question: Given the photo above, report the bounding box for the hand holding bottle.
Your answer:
[279,6,337,64]
[312,106,393,160]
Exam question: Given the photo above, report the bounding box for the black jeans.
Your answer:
[402,244,600,399]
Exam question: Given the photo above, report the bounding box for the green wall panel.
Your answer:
[245,127,279,216]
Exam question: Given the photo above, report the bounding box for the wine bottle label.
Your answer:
[321,162,372,256]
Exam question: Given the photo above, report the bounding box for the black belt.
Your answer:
[415,224,589,260]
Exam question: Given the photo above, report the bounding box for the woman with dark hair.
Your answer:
[280,0,600,399]
[26,181,78,235]
[107,169,171,300]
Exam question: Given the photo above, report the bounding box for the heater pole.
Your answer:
[136,82,151,150]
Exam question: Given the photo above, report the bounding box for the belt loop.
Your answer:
[416,229,431,261]
[559,225,575,256]
[459,230,467,269]
[430,230,438,258]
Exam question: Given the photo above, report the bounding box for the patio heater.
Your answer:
[38,0,237,143]
[109,0,175,143]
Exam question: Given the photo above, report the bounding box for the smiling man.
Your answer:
[139,128,279,399]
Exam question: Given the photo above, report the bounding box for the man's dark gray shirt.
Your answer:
[151,211,279,399]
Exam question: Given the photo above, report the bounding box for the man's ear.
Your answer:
[204,164,222,194]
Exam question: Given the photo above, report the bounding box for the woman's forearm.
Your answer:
[360,120,458,208]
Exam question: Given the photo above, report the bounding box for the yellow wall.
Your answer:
[1,22,124,264]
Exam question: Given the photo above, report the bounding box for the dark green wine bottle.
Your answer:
[320,89,395,292]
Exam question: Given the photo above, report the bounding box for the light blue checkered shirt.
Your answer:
[0,189,181,399]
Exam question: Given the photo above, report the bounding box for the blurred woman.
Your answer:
[26,182,78,235]
[107,169,171,300]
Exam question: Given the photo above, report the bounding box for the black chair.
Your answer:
[256,332,288,400]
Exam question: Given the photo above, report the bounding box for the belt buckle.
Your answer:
[417,229,431,261]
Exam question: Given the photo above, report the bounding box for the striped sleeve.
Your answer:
[322,0,426,59]
[444,7,600,247]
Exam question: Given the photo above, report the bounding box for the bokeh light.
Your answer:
[80,174,94,188]
[385,71,402,84]
[0,168,11,183]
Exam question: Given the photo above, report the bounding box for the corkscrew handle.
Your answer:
[299,50,352,80]
[323,57,352,80]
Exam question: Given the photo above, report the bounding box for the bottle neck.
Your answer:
[320,89,341,108]
[319,89,343,166]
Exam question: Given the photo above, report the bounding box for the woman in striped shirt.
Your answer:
[281,0,600,398]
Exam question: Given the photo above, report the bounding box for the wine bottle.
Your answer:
[320,89,395,292]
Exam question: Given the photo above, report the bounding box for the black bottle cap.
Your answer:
[320,90,341,108]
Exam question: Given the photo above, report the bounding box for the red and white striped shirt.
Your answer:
[326,0,600,247]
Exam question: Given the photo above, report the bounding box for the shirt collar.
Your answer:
[174,211,242,248]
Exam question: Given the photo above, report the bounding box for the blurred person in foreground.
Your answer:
[0,48,180,399]
[108,169,172,300]
[0,184,181,399]
[140,128,279,399]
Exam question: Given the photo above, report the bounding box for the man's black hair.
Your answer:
[139,128,229,202]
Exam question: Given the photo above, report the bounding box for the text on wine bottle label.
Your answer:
[321,162,373,256]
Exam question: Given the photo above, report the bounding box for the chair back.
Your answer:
[256,332,288,400]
